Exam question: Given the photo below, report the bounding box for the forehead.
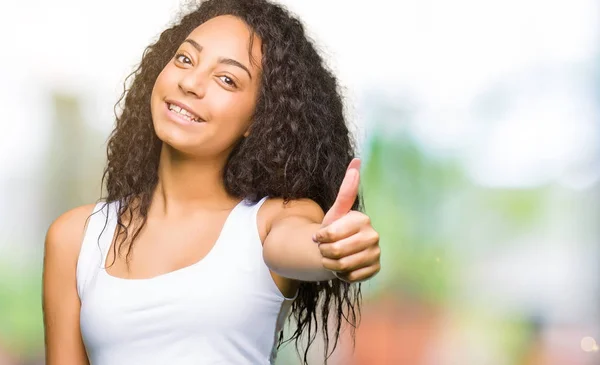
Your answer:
[185,15,262,69]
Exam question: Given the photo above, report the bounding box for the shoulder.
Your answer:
[45,203,99,259]
[256,197,324,240]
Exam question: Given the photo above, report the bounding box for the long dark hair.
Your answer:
[101,0,362,363]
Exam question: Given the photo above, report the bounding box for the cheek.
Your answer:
[152,67,174,100]
[208,90,255,134]
[151,69,169,117]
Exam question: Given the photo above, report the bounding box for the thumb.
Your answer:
[322,158,361,227]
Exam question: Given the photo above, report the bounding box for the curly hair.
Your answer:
[101,0,362,363]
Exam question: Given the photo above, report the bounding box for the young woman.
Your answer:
[42,0,381,364]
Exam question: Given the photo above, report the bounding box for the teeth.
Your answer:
[168,103,200,122]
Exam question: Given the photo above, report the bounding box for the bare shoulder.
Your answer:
[43,203,97,365]
[45,203,98,259]
[256,198,325,241]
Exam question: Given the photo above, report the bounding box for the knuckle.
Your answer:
[337,258,350,272]
[331,243,343,258]
[372,231,380,242]
[346,272,358,282]
[364,230,379,243]
[373,245,381,258]
[361,214,371,226]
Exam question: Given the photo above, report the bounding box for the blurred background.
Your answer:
[0,0,598,364]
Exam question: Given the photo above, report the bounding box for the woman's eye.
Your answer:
[219,76,237,88]
[175,54,191,64]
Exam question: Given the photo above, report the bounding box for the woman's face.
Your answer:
[150,15,263,158]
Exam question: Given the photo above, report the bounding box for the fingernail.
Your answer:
[312,233,319,243]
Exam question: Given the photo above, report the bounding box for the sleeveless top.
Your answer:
[76,197,296,365]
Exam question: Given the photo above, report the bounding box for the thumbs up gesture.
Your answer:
[313,158,381,283]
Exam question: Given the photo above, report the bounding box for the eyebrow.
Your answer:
[183,39,253,80]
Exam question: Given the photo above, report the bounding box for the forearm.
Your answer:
[263,218,336,282]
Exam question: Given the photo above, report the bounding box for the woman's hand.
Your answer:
[313,159,381,283]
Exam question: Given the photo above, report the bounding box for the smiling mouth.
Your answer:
[166,102,204,123]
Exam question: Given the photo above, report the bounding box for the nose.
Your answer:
[178,69,207,99]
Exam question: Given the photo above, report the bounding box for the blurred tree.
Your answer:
[353,101,549,364]
[42,92,105,221]
[0,91,107,363]
[361,130,465,303]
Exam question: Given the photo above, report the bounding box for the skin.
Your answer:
[42,15,380,364]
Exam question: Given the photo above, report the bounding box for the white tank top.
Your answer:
[76,197,296,365]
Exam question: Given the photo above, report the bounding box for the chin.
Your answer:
[154,121,200,152]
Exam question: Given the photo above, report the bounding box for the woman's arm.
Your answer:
[42,204,94,365]
[263,199,334,281]
[263,199,380,283]
[263,160,381,283]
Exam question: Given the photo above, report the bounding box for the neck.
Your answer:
[151,144,239,217]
